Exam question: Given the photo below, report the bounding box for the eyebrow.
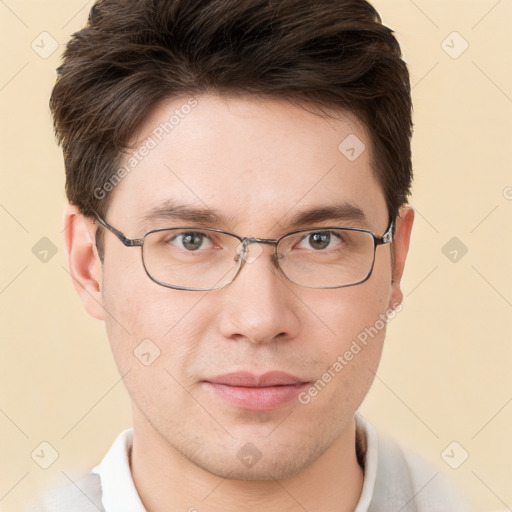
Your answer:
[138,199,370,232]
[139,200,226,230]
[285,203,370,230]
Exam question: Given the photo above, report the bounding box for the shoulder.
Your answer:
[26,473,105,512]
[354,414,471,512]
[374,432,471,512]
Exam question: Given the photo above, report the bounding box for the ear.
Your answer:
[388,205,415,310]
[62,203,105,321]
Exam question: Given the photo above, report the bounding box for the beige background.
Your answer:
[0,1,511,511]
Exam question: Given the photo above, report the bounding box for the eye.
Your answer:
[170,232,214,251]
[296,231,343,251]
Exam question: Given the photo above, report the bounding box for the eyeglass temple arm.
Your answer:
[375,216,396,246]
[94,213,143,247]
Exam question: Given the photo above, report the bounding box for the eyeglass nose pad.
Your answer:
[234,242,248,264]
[234,240,264,264]
[233,242,246,264]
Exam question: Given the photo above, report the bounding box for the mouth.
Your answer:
[202,371,311,411]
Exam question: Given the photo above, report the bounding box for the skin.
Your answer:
[63,93,414,512]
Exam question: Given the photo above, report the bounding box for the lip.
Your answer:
[203,371,310,411]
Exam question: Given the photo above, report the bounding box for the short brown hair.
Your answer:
[50,0,412,226]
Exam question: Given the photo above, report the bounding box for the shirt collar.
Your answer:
[91,428,146,512]
[91,412,378,512]
[354,412,379,511]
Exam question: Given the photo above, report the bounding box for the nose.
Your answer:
[217,243,300,345]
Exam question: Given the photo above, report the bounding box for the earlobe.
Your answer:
[388,206,415,309]
[62,204,105,321]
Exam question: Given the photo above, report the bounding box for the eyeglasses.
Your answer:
[94,214,395,291]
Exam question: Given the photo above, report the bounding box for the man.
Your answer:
[38,0,469,510]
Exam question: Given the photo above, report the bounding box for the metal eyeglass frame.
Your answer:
[93,213,396,291]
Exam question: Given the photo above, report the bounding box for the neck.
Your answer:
[130,412,364,512]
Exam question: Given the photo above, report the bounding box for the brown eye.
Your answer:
[181,232,205,251]
[295,231,342,251]
[308,232,331,250]
[165,231,214,251]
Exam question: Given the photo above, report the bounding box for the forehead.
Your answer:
[109,93,387,234]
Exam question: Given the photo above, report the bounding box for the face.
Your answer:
[70,93,412,481]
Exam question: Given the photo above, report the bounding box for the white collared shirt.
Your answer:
[90,428,146,511]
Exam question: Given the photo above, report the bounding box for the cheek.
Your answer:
[314,262,392,351]
[100,250,215,377]
[299,252,393,404]
[100,273,216,432]
[296,292,388,422]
